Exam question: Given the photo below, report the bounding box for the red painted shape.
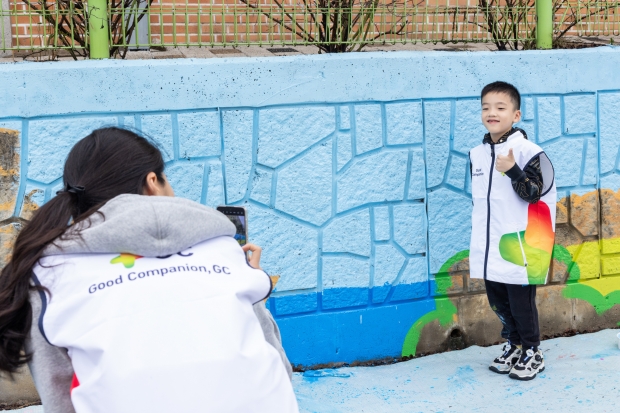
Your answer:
[71,374,80,392]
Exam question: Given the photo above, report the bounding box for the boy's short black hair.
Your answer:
[481,81,521,110]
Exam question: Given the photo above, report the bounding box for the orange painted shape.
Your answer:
[524,201,554,254]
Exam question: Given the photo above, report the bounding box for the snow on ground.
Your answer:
[11,329,620,413]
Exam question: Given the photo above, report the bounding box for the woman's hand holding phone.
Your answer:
[242,243,262,270]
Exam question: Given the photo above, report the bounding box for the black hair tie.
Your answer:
[56,184,86,197]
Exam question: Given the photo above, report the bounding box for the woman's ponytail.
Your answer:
[0,193,76,373]
[0,127,165,373]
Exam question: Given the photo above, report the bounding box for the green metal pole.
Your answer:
[536,0,552,49]
[89,0,110,58]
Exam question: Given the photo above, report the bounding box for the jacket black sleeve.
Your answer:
[505,155,544,204]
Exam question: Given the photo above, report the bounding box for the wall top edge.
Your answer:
[1,47,619,118]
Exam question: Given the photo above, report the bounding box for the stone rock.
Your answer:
[140,114,174,161]
[536,285,575,337]
[257,106,335,168]
[556,194,568,224]
[223,110,253,203]
[272,293,317,316]
[247,204,318,291]
[551,259,568,283]
[569,241,600,280]
[537,96,562,143]
[424,100,451,187]
[337,150,408,213]
[407,148,426,200]
[515,120,535,143]
[322,255,369,289]
[600,188,620,254]
[522,96,534,121]
[599,92,620,174]
[554,224,583,250]
[165,163,205,203]
[600,256,620,276]
[453,99,486,155]
[28,117,117,183]
[372,244,406,303]
[431,274,464,296]
[354,105,383,155]
[570,190,598,237]
[600,189,620,254]
[390,256,428,301]
[336,131,353,171]
[20,186,45,220]
[393,203,426,255]
[339,106,350,130]
[122,116,136,129]
[446,154,468,191]
[322,208,371,257]
[0,222,21,267]
[249,167,272,206]
[276,140,332,225]
[0,128,19,221]
[582,138,598,185]
[427,188,472,273]
[178,111,221,158]
[373,206,390,241]
[542,138,583,187]
[0,366,39,405]
[449,256,469,273]
[205,161,225,208]
[467,274,486,293]
[564,94,596,135]
[385,101,423,146]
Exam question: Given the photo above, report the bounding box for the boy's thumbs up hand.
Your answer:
[495,148,516,173]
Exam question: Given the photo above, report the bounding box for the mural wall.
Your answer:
[1,49,619,368]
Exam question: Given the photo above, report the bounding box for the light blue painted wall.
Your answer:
[2,48,620,366]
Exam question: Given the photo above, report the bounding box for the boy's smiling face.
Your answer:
[481,92,521,142]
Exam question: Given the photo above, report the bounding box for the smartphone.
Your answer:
[216,206,248,247]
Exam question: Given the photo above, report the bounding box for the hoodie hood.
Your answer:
[43,194,236,257]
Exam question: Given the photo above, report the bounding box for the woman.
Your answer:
[0,127,298,413]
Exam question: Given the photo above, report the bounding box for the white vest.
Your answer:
[469,132,556,285]
[32,236,299,413]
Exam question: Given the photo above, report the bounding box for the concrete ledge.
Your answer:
[0,366,39,405]
[2,47,620,118]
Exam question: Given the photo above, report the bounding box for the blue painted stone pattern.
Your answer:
[2,50,620,367]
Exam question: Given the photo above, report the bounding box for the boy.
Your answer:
[469,81,556,381]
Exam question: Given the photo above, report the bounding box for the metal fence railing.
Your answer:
[1,0,620,58]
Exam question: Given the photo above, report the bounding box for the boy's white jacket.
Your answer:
[469,130,557,285]
[27,194,298,413]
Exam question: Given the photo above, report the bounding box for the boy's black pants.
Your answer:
[484,279,540,349]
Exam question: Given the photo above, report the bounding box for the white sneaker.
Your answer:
[509,348,545,380]
[489,343,522,374]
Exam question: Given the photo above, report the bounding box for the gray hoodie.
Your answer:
[26,194,293,413]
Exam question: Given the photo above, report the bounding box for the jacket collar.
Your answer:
[483,127,528,145]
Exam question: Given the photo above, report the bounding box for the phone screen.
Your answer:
[217,206,247,246]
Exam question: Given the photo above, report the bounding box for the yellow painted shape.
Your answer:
[601,237,620,255]
[601,256,620,276]
[575,277,620,297]
[566,241,600,280]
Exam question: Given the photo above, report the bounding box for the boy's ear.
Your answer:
[513,109,522,124]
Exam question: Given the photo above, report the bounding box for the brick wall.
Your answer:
[3,0,618,51]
